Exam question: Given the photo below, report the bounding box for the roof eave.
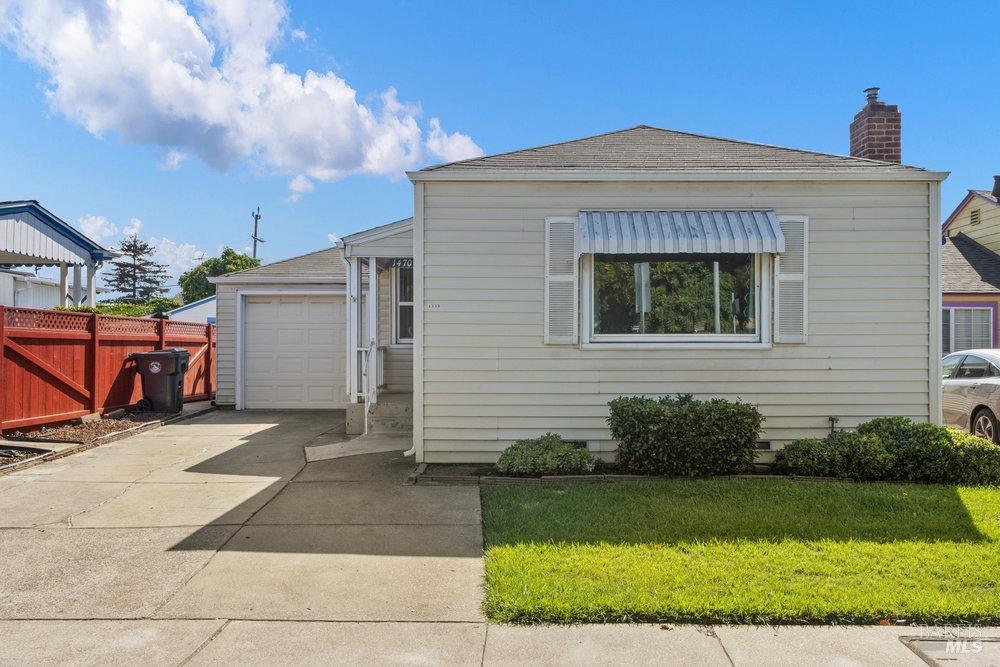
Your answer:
[209,276,348,285]
[408,169,949,183]
[0,201,120,263]
[342,218,414,245]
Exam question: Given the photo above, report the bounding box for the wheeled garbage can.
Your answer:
[129,349,190,412]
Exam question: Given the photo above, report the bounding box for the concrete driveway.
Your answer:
[1,410,487,664]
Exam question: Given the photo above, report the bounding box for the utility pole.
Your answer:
[250,206,265,259]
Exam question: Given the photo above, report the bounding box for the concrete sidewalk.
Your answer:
[1,619,997,665]
[2,410,995,665]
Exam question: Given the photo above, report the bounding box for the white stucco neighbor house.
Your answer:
[213,91,947,464]
[0,269,111,308]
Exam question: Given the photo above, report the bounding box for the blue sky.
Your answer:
[1,0,997,288]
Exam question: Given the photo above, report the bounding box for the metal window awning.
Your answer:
[578,210,785,255]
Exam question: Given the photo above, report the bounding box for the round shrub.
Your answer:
[495,433,597,476]
[887,423,960,483]
[775,432,893,481]
[823,431,893,481]
[608,394,763,476]
[856,416,915,446]
[774,438,827,477]
[946,428,1000,487]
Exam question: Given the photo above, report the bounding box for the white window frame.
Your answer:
[580,253,773,349]
[942,306,993,355]
[391,266,414,346]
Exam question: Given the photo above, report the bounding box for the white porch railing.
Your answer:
[358,341,383,410]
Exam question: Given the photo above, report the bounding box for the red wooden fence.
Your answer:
[0,306,215,432]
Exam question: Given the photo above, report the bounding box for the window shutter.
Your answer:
[774,216,808,344]
[544,216,579,344]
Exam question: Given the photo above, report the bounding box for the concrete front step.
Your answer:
[369,395,412,418]
[369,417,413,434]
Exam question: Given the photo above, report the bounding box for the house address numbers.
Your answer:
[390,258,413,268]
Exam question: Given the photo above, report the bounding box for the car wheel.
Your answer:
[972,408,998,443]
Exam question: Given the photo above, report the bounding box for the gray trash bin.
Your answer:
[129,349,190,412]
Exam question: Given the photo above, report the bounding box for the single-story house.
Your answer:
[941,177,1000,353]
[0,269,110,308]
[163,295,217,324]
[213,89,947,463]
[0,200,119,306]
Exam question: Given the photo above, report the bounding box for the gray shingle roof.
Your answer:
[422,125,928,173]
[942,234,1000,294]
[972,190,999,205]
[222,246,347,280]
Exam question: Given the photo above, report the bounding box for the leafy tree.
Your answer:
[103,234,169,303]
[179,248,260,303]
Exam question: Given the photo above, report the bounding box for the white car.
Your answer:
[942,349,1000,442]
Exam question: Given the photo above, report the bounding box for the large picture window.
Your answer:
[393,266,414,344]
[591,253,759,342]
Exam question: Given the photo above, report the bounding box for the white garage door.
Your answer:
[243,295,346,409]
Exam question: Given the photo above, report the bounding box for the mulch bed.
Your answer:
[8,412,176,445]
[0,446,47,467]
[413,462,779,485]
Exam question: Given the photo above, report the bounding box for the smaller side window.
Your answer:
[394,266,414,344]
[942,354,963,379]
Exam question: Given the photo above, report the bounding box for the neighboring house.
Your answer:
[214,89,947,464]
[0,200,118,307]
[164,295,217,323]
[0,269,110,308]
[941,178,1000,353]
[942,178,1000,252]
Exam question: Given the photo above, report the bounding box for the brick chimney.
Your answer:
[849,87,901,163]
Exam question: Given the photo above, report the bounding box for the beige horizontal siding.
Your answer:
[418,179,935,463]
[215,285,237,406]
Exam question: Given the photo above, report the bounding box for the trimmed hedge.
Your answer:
[608,394,764,476]
[776,417,1000,486]
[495,433,597,476]
[775,432,892,481]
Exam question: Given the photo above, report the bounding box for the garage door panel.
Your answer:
[243,295,346,409]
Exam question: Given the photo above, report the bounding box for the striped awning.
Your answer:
[578,210,785,255]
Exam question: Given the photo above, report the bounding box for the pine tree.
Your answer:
[103,234,169,303]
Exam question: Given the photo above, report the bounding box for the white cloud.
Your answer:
[290,28,306,41]
[0,0,481,186]
[159,149,187,170]
[77,214,118,242]
[327,232,339,245]
[123,217,143,237]
[426,118,483,163]
[147,235,204,280]
[286,174,314,202]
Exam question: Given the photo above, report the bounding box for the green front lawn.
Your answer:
[481,480,1000,624]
